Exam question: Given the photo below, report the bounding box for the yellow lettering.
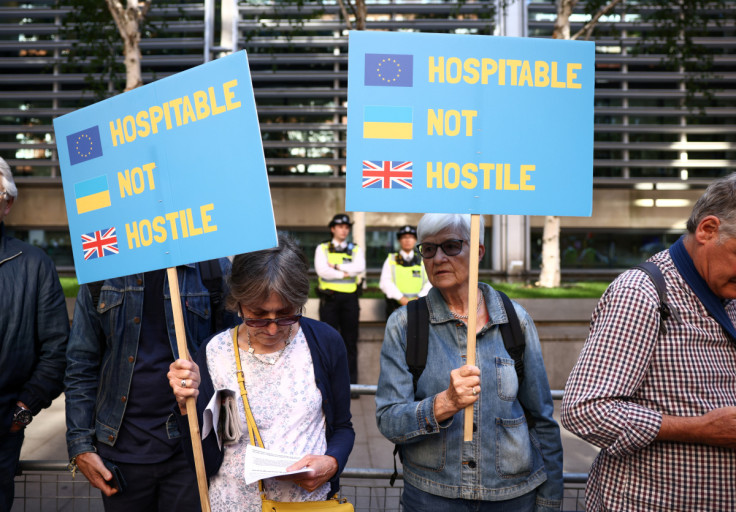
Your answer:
[168,98,183,127]
[110,119,125,147]
[481,58,497,84]
[534,61,550,87]
[201,204,217,233]
[193,90,210,120]
[446,57,462,84]
[495,163,503,190]
[507,59,521,86]
[519,61,533,87]
[567,63,582,89]
[444,162,460,189]
[208,86,227,115]
[463,58,480,84]
[480,163,493,189]
[153,216,167,243]
[520,164,535,190]
[179,209,189,237]
[503,163,518,190]
[149,106,163,134]
[123,115,136,143]
[428,56,444,83]
[165,212,180,240]
[461,163,478,189]
[163,102,173,130]
[125,221,140,249]
[142,162,156,190]
[445,110,461,136]
[551,62,566,88]
[498,59,505,85]
[118,170,133,198]
[427,162,443,188]
[139,219,153,247]
[223,79,241,110]
[135,110,150,138]
[181,97,196,124]
[186,208,203,237]
[461,110,477,136]
[428,109,443,136]
[131,167,145,194]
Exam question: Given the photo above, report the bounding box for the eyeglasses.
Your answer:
[242,313,302,328]
[416,239,465,259]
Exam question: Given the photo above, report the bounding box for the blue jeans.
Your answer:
[401,481,536,512]
[0,430,24,512]
[100,451,200,512]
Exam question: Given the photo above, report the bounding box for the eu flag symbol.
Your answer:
[363,106,413,140]
[365,54,413,87]
[67,125,103,166]
[74,175,112,214]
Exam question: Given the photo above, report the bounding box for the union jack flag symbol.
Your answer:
[362,161,413,189]
[81,227,119,261]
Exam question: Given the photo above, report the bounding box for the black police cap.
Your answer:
[396,225,417,239]
[329,213,352,227]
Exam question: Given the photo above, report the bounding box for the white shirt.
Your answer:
[314,238,365,280]
[379,250,432,301]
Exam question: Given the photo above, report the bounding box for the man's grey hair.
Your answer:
[225,233,310,313]
[0,157,17,199]
[417,213,485,245]
[686,173,736,239]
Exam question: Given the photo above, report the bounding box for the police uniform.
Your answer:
[379,225,429,317]
[314,214,365,385]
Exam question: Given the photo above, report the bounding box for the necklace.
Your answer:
[450,291,484,320]
[246,324,293,365]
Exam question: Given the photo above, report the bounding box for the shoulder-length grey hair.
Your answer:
[0,157,17,199]
[686,173,736,240]
[417,214,485,245]
[225,233,310,313]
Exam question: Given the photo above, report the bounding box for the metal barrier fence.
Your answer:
[13,464,587,512]
[12,387,588,511]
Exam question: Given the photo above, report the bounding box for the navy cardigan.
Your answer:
[176,317,355,497]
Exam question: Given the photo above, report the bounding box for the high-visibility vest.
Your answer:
[388,252,426,297]
[318,242,360,294]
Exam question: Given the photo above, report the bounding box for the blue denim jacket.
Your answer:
[376,284,563,511]
[65,261,233,460]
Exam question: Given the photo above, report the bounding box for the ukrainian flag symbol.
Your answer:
[67,125,103,166]
[363,106,413,140]
[75,175,112,215]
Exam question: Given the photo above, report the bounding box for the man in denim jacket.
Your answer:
[0,158,69,511]
[65,263,236,511]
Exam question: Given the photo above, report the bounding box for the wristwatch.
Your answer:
[12,404,32,427]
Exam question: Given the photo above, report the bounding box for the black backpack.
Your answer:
[86,259,227,334]
[390,290,528,486]
[632,261,683,334]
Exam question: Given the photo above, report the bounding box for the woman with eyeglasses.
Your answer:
[376,213,563,512]
[168,234,354,511]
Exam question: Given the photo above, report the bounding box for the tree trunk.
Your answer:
[105,0,149,91]
[538,215,561,288]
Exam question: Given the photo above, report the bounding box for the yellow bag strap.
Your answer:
[232,325,267,497]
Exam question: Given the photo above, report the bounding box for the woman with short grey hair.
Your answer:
[168,234,354,511]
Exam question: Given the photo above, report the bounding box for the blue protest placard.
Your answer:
[346,31,595,216]
[54,51,276,284]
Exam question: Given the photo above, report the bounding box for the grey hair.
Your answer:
[686,173,736,240]
[417,214,485,245]
[0,157,17,199]
[225,233,310,313]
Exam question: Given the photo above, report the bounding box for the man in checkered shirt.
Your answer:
[562,173,736,511]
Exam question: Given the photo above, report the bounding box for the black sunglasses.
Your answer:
[242,314,302,328]
[416,239,465,259]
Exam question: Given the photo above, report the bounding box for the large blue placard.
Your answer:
[346,31,595,216]
[54,51,277,284]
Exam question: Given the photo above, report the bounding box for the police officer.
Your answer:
[314,213,365,390]
[379,225,429,318]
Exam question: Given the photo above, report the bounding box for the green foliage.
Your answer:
[60,277,80,298]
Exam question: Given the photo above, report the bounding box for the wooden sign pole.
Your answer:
[464,214,481,442]
[167,267,212,512]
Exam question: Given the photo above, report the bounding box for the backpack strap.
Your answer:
[198,259,224,333]
[405,297,429,396]
[497,290,525,387]
[633,262,683,335]
[87,281,104,309]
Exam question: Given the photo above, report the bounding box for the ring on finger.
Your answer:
[181,379,187,388]
[472,386,478,396]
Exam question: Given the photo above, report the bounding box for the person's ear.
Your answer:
[478,243,486,260]
[2,196,13,217]
[695,215,721,244]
